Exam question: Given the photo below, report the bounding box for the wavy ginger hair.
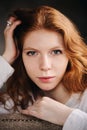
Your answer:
[0,6,87,110]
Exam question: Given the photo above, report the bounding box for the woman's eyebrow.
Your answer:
[23,47,38,50]
[50,46,64,49]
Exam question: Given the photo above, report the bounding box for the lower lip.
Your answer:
[38,77,55,83]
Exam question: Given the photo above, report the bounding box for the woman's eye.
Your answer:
[52,50,62,55]
[26,51,37,56]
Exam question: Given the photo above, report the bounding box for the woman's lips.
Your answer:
[38,76,55,83]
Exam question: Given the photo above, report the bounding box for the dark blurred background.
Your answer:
[0,0,87,54]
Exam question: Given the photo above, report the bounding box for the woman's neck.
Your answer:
[44,83,71,104]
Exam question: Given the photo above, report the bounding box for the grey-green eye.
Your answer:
[27,51,37,56]
[52,50,62,55]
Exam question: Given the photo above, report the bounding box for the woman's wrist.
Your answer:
[2,52,15,64]
[56,106,74,126]
[61,108,74,125]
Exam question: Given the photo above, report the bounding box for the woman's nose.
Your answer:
[40,55,52,71]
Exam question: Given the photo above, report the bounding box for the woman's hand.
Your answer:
[21,97,73,125]
[2,17,21,64]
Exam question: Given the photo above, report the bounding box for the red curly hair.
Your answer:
[0,6,87,111]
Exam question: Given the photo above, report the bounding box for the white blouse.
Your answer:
[0,56,87,130]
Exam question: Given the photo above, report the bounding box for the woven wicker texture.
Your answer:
[0,113,62,130]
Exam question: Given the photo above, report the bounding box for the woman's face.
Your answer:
[22,29,68,91]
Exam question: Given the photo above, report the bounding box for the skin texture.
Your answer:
[2,17,73,126]
[22,29,68,91]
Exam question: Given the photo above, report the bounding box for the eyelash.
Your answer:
[26,49,62,56]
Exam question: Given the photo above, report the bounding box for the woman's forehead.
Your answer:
[23,29,64,48]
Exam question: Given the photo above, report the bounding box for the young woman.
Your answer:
[0,5,87,130]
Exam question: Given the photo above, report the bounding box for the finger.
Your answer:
[21,107,37,116]
[8,16,17,22]
[5,20,21,32]
[5,17,17,29]
[4,21,21,40]
[4,16,21,35]
[21,109,30,115]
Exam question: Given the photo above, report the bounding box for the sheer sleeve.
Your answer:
[63,109,87,130]
[0,56,14,88]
